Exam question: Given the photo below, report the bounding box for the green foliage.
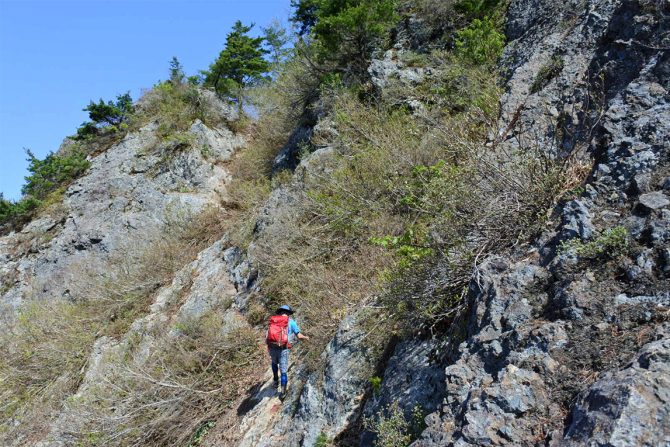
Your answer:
[291,0,398,78]
[369,376,382,395]
[530,55,565,93]
[291,0,320,35]
[0,194,41,229]
[455,0,503,17]
[0,148,89,231]
[455,16,505,65]
[169,56,186,85]
[188,421,215,447]
[76,92,134,139]
[365,402,426,447]
[371,227,434,269]
[561,226,629,259]
[202,21,270,105]
[22,149,90,199]
[263,19,293,69]
[315,432,330,447]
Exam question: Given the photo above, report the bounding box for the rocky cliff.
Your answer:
[1,1,668,446]
[220,1,670,445]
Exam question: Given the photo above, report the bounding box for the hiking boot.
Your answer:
[279,385,287,400]
[273,378,279,390]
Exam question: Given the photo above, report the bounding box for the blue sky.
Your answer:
[0,0,292,200]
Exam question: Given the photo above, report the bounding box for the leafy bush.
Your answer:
[455,16,505,65]
[188,421,216,447]
[561,226,629,259]
[315,432,330,447]
[369,376,382,395]
[455,0,504,18]
[0,194,41,230]
[365,402,425,447]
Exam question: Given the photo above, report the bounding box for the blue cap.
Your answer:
[276,304,294,314]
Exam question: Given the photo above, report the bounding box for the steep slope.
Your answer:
[1,1,667,446]
[0,91,241,311]
[212,0,670,445]
[0,89,248,446]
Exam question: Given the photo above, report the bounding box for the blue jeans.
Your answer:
[268,345,290,387]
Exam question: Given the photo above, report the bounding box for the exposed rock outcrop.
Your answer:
[3,1,668,446]
[227,1,670,445]
[0,103,243,311]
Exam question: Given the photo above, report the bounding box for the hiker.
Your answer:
[266,304,309,397]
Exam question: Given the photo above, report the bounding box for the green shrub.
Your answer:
[365,402,425,447]
[0,148,90,231]
[21,148,90,200]
[561,226,629,259]
[315,432,330,447]
[455,0,504,17]
[370,376,383,395]
[455,16,505,65]
[188,421,215,447]
[0,194,41,229]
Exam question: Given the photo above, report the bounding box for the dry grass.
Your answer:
[0,205,229,445]
[68,313,265,447]
[134,82,228,139]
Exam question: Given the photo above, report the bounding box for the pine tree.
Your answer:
[169,56,185,85]
[203,21,270,107]
[290,0,397,79]
[262,19,292,68]
[83,92,134,128]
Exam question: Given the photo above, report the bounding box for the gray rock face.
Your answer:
[0,110,243,312]
[368,49,429,90]
[562,325,670,447]
[413,0,670,446]
[360,338,447,446]
[638,191,670,211]
[560,199,596,241]
[235,311,378,447]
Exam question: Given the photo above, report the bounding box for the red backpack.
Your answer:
[266,315,291,348]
